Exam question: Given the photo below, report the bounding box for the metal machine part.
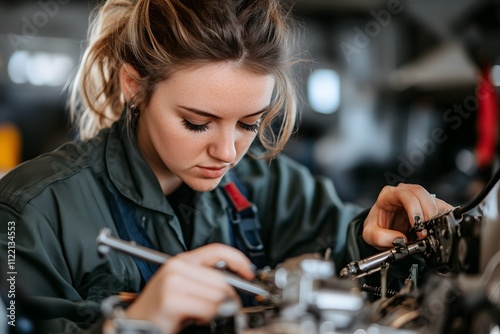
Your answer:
[339,237,429,279]
[235,254,372,333]
[101,295,162,334]
[479,182,500,273]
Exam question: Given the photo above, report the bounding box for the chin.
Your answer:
[187,179,222,192]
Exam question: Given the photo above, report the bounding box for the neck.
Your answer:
[158,173,183,195]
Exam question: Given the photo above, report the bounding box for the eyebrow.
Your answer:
[178,105,269,119]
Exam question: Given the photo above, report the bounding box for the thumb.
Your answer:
[363,224,407,249]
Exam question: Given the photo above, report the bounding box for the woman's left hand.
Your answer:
[363,183,454,249]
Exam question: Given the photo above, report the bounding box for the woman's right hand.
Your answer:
[123,243,255,333]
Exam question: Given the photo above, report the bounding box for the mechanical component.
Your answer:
[370,279,422,330]
[417,211,460,271]
[360,284,399,298]
[101,295,161,334]
[339,237,429,279]
[249,254,370,332]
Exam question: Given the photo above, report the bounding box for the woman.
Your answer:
[0,0,451,333]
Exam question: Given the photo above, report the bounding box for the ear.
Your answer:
[120,64,141,102]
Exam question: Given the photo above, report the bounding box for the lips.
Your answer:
[197,166,228,178]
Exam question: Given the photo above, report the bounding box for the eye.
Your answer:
[239,121,260,133]
[182,119,209,132]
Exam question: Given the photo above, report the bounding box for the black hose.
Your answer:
[454,167,500,218]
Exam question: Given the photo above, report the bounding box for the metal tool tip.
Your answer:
[97,245,111,257]
[339,267,349,278]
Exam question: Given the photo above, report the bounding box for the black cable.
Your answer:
[454,167,500,218]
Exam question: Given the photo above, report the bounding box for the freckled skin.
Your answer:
[134,62,275,195]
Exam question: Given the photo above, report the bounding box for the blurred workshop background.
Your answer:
[1,0,499,208]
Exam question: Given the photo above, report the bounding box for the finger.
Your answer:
[435,198,454,214]
[392,185,443,226]
[416,229,428,239]
[419,198,454,223]
[164,271,240,323]
[126,259,238,333]
[164,258,237,297]
[179,244,255,280]
[396,184,439,223]
[167,270,238,306]
[363,222,408,248]
[406,194,453,223]
[164,275,224,301]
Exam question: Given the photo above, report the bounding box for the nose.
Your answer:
[208,127,237,163]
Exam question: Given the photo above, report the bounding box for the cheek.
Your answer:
[158,118,189,143]
[236,133,257,155]
[151,120,191,156]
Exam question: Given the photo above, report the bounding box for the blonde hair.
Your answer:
[70,0,299,159]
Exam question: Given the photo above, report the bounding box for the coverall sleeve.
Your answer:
[0,202,103,333]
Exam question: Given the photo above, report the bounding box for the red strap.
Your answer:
[223,182,252,212]
[476,66,498,168]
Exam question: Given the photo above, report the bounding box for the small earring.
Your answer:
[129,104,139,119]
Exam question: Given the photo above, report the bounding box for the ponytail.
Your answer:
[70,0,133,139]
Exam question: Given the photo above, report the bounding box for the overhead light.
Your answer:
[492,65,500,87]
[307,69,340,114]
[8,50,74,87]
[7,50,30,84]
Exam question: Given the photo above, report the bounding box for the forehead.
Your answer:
[155,62,275,115]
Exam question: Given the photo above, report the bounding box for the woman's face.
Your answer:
[135,62,275,194]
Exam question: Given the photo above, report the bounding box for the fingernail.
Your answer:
[217,299,240,317]
[215,260,227,270]
[392,237,406,247]
[414,215,421,225]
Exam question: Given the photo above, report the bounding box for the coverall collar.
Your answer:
[105,119,173,215]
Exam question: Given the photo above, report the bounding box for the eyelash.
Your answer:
[182,120,260,133]
[239,122,259,133]
[182,119,209,133]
